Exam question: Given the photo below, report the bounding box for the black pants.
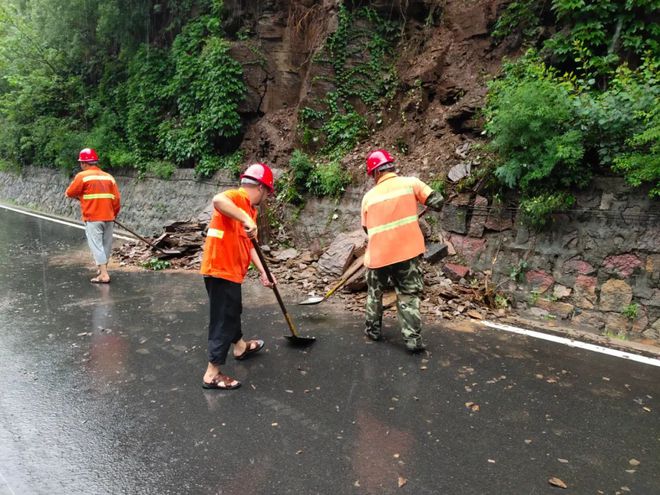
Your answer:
[204,276,243,365]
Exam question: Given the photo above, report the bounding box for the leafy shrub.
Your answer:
[486,72,588,195]
[519,192,575,229]
[122,47,173,161]
[429,179,446,196]
[613,116,660,197]
[290,150,314,189]
[194,150,244,178]
[163,19,245,164]
[107,149,136,168]
[145,161,176,180]
[308,159,351,198]
[492,0,543,42]
[320,102,367,155]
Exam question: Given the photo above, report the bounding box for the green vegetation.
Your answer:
[622,303,640,320]
[289,5,400,201]
[194,150,244,179]
[277,150,350,202]
[494,294,509,309]
[509,260,528,282]
[0,0,245,173]
[488,0,660,226]
[300,5,399,156]
[142,258,171,271]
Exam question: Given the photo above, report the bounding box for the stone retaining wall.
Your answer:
[0,167,235,235]
[434,178,660,339]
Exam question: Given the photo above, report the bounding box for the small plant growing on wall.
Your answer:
[622,303,639,320]
[494,294,509,309]
[509,260,528,282]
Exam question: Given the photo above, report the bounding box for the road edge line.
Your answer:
[482,320,660,368]
[0,202,135,242]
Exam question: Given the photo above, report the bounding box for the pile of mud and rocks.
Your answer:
[115,219,506,323]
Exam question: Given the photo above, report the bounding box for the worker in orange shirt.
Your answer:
[65,148,121,284]
[200,163,276,390]
[361,150,444,352]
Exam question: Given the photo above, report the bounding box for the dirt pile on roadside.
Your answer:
[115,223,506,323]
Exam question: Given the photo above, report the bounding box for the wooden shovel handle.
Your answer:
[251,239,300,338]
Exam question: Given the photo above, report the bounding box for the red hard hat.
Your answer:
[366,149,394,176]
[241,163,274,192]
[78,148,99,162]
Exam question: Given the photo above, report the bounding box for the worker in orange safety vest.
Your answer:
[65,148,121,284]
[361,149,445,352]
[199,163,277,390]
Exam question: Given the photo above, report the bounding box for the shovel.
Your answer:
[251,239,316,346]
[299,255,365,305]
[113,219,182,256]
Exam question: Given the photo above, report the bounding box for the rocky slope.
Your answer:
[227,0,512,181]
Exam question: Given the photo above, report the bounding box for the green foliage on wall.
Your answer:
[278,149,350,202]
[300,5,399,156]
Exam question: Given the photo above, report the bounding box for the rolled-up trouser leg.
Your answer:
[391,257,424,349]
[365,267,388,340]
[205,276,243,365]
[85,221,110,265]
[102,221,114,263]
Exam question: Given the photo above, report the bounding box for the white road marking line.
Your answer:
[0,203,135,242]
[483,320,660,368]
[0,469,17,495]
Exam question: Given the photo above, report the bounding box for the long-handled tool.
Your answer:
[113,219,182,255]
[299,255,364,305]
[299,207,431,306]
[251,239,316,346]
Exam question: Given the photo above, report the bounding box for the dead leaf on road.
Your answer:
[398,476,407,488]
[548,477,567,489]
[465,402,480,412]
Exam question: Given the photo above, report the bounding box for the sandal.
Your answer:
[202,373,241,390]
[234,339,265,360]
[90,276,110,284]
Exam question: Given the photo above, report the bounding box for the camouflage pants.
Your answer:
[365,257,424,350]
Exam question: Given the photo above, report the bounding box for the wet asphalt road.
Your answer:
[1,207,659,495]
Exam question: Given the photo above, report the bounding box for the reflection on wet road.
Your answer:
[1,207,659,494]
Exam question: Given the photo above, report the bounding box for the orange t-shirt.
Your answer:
[65,166,121,222]
[361,173,433,269]
[200,188,257,283]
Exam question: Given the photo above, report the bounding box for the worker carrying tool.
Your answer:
[200,162,277,390]
[65,148,121,284]
[361,149,445,352]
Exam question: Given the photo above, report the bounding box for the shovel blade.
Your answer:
[298,296,325,305]
[284,335,316,346]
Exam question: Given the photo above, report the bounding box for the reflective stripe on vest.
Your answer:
[365,187,414,208]
[82,175,116,183]
[368,214,419,235]
[207,228,224,239]
[82,193,116,200]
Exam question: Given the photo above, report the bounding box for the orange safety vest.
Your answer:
[361,173,433,269]
[65,166,121,222]
[200,188,257,283]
